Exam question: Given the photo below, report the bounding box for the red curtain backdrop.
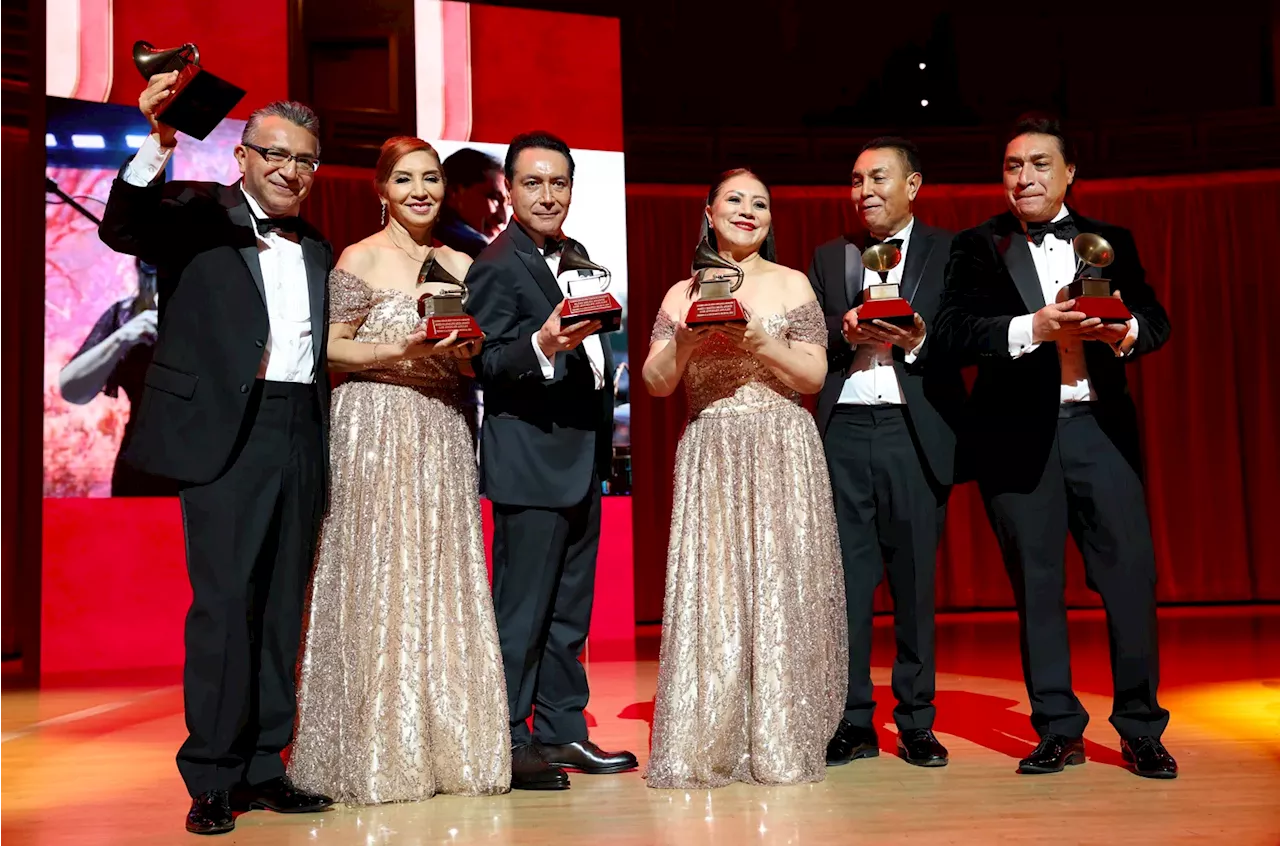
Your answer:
[625,172,1280,621]
[308,167,1280,622]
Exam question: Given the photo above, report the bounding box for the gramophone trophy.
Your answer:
[857,242,915,327]
[1065,233,1131,324]
[415,256,483,341]
[558,241,623,334]
[133,41,246,140]
[685,238,747,324]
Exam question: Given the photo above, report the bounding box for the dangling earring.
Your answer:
[380,203,387,227]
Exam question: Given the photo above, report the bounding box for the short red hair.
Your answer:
[374,136,442,195]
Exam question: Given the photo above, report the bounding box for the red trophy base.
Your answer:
[422,314,483,341]
[562,293,623,334]
[152,64,246,140]
[685,298,747,325]
[1074,296,1132,324]
[858,297,915,327]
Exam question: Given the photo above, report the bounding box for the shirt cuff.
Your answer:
[122,135,174,187]
[904,332,925,364]
[1008,314,1039,359]
[1113,316,1140,357]
[532,333,555,379]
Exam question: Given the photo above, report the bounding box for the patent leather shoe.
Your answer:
[237,775,333,813]
[512,743,570,790]
[538,739,638,774]
[897,728,949,767]
[826,719,879,766]
[1121,736,1178,779]
[1018,734,1086,774]
[185,789,234,835]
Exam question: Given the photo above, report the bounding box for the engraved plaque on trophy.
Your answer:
[558,241,623,335]
[685,237,747,325]
[857,242,915,327]
[416,255,483,340]
[1065,233,1132,324]
[133,41,247,140]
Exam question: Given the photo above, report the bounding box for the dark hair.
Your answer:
[1007,111,1075,164]
[504,131,575,184]
[698,167,778,263]
[374,136,442,194]
[859,136,922,177]
[442,147,502,189]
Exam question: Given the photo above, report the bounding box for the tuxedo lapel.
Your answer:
[995,214,1046,312]
[302,237,326,372]
[842,239,863,308]
[508,221,565,308]
[900,225,935,304]
[224,196,267,306]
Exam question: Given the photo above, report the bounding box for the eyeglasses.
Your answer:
[243,143,321,174]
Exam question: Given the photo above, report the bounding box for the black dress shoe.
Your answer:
[512,743,570,790]
[1121,736,1178,779]
[186,789,234,835]
[826,719,879,766]
[1018,734,1086,774]
[897,729,949,767]
[237,775,333,813]
[538,739,638,774]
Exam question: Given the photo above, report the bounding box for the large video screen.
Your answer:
[43,97,246,497]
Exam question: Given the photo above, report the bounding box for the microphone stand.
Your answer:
[45,176,102,226]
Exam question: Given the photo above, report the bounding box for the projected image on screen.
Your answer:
[413,0,631,492]
[43,96,246,497]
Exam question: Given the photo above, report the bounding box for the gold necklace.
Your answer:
[386,227,433,265]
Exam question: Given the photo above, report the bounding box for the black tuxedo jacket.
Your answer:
[807,221,967,487]
[98,169,332,486]
[934,208,1171,493]
[464,222,614,509]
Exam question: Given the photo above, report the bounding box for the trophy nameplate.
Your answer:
[858,241,915,327]
[416,255,483,340]
[559,241,622,335]
[685,237,747,325]
[133,41,246,141]
[1066,233,1131,324]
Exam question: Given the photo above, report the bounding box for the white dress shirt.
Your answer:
[1006,206,1138,403]
[123,135,315,384]
[837,216,923,406]
[531,247,606,390]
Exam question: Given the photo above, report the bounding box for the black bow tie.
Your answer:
[867,236,904,249]
[253,215,303,237]
[542,236,565,257]
[1026,217,1078,246]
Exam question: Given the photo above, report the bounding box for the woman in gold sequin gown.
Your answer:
[640,169,848,789]
[287,138,510,804]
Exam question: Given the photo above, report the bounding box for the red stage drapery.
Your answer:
[308,167,1280,623]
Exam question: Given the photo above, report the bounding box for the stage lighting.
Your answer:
[45,133,57,147]
[71,134,106,149]
[126,135,147,149]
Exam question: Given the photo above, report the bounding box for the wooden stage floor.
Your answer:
[4,606,1279,845]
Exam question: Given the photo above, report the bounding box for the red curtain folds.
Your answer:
[309,167,1280,622]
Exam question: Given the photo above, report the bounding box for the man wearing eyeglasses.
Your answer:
[99,71,335,835]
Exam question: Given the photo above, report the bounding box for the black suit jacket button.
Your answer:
[240,384,249,393]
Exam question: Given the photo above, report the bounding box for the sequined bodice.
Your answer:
[650,302,828,417]
[329,268,467,401]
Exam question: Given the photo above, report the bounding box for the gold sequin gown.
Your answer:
[287,269,511,804]
[645,302,848,789]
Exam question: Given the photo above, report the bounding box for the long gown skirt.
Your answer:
[287,379,511,804]
[645,398,848,789]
